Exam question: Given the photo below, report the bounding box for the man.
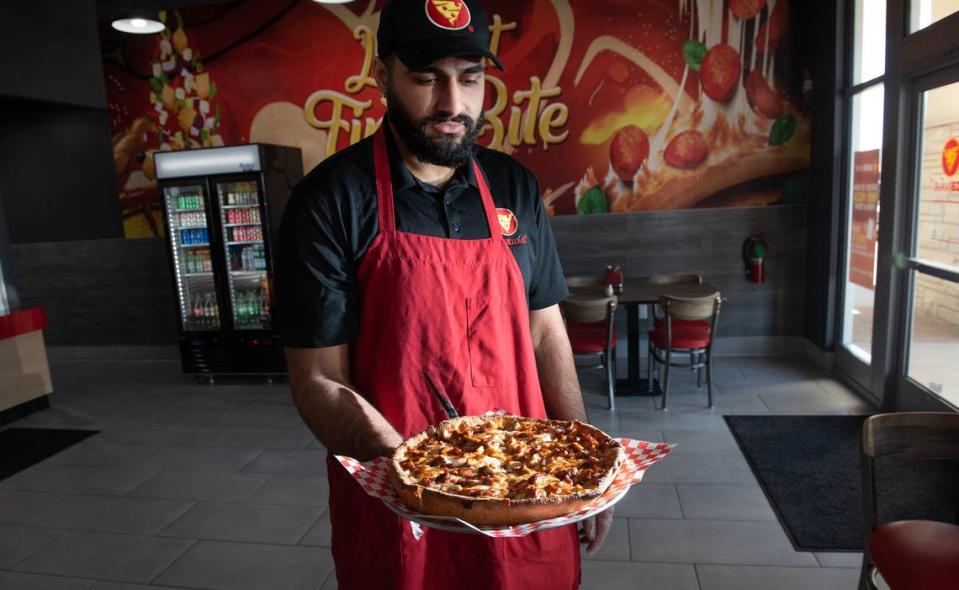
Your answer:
[275,0,612,587]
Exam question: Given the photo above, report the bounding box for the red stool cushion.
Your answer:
[567,321,616,354]
[648,326,711,350]
[869,520,959,590]
[654,318,710,330]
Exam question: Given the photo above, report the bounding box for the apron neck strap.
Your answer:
[372,129,397,234]
[373,127,500,237]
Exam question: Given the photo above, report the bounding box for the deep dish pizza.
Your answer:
[389,415,625,526]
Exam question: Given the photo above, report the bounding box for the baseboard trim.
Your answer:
[801,338,835,373]
[612,336,808,362]
[0,395,50,428]
[46,345,180,361]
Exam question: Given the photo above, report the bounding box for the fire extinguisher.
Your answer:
[742,235,767,283]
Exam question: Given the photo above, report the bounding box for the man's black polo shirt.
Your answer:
[275,130,568,348]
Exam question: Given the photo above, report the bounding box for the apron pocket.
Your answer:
[466,296,506,387]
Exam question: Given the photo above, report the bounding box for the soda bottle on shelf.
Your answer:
[236,291,246,324]
[259,289,270,323]
[190,294,201,327]
[202,293,213,328]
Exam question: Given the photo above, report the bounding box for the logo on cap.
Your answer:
[496,208,518,237]
[425,0,471,31]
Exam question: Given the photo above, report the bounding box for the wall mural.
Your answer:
[103,0,811,238]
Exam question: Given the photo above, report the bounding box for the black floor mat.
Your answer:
[0,428,99,481]
[724,414,959,551]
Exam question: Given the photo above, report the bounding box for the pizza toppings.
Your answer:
[610,125,650,182]
[729,0,767,19]
[394,416,621,501]
[664,130,709,169]
[700,43,741,103]
[745,70,785,119]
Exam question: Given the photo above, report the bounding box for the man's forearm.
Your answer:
[290,373,403,461]
[530,306,588,422]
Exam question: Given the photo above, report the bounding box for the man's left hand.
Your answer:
[579,507,614,555]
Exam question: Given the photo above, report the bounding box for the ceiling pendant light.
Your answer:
[112,11,165,34]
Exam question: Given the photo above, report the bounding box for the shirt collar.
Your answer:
[382,121,477,193]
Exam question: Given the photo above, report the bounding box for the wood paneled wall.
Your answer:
[10,238,177,345]
[551,205,808,339]
[10,204,807,348]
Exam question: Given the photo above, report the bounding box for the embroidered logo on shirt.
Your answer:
[425,0,471,30]
[496,208,518,237]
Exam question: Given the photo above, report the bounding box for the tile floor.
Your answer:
[0,354,884,589]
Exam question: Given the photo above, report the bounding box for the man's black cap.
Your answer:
[377,0,504,71]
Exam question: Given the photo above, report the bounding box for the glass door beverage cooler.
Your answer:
[155,144,302,376]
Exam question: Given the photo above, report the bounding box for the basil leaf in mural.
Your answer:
[577,186,609,215]
[683,39,707,71]
[149,77,163,94]
[769,114,796,146]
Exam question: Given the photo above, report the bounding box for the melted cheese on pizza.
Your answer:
[397,417,620,500]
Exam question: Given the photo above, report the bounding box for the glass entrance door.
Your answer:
[835,0,886,397]
[898,74,959,410]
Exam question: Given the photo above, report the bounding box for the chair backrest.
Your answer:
[565,275,606,289]
[648,274,703,285]
[560,296,617,324]
[657,292,721,321]
[860,412,959,540]
[862,412,959,460]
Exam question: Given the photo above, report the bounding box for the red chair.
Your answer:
[859,412,959,590]
[650,274,708,331]
[560,295,617,410]
[647,292,721,410]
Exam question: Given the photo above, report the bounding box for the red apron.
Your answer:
[325,129,580,589]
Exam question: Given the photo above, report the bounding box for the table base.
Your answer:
[614,378,664,397]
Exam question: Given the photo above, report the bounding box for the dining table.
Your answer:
[566,277,720,396]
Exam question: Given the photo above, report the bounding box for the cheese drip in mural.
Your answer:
[569,0,808,214]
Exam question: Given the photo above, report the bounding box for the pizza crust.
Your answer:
[389,416,624,526]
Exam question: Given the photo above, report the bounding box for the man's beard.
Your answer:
[386,89,483,168]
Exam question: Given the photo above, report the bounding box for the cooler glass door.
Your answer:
[162,183,222,332]
[214,178,273,331]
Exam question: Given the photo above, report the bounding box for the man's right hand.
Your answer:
[286,345,404,461]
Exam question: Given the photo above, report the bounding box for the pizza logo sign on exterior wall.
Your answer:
[943,138,959,177]
[426,0,471,30]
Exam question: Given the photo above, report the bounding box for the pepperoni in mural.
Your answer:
[103,0,811,238]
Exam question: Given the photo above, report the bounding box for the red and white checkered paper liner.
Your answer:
[334,421,674,538]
